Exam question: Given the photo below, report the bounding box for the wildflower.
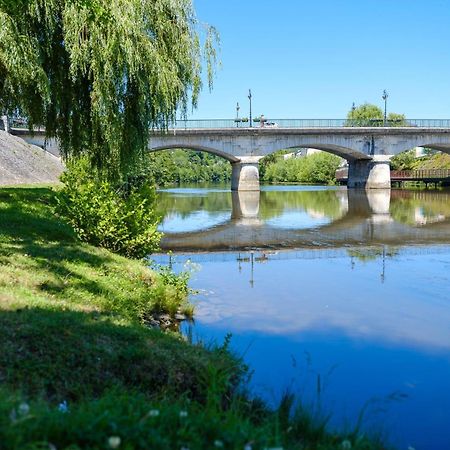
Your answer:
[214,440,224,448]
[180,447,190,450]
[179,410,188,418]
[58,400,69,413]
[108,436,121,449]
[18,402,30,416]
[244,444,252,450]
[341,440,352,450]
[149,409,160,417]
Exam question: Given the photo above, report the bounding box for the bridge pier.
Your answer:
[348,157,391,189]
[1,115,10,133]
[231,157,261,191]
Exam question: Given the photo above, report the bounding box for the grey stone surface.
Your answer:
[0,131,64,185]
[231,158,261,191]
[348,157,391,189]
[149,128,450,161]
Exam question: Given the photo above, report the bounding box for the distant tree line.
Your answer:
[145,150,231,186]
[261,152,342,185]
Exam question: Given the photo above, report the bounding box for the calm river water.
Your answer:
[153,185,450,450]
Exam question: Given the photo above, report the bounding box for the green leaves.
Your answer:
[57,159,162,258]
[0,0,219,179]
[263,152,342,185]
[346,103,407,127]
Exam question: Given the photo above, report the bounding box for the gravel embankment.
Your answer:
[0,131,64,185]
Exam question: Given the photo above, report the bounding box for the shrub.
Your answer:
[57,160,162,258]
[390,150,417,170]
[263,152,342,184]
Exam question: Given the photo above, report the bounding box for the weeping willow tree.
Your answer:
[0,0,218,178]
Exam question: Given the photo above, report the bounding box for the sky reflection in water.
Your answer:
[154,185,450,450]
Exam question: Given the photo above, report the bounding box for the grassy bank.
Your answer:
[0,186,388,449]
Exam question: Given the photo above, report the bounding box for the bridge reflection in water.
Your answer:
[159,188,450,252]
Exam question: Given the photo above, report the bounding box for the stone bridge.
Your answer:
[8,124,450,191]
[150,127,450,190]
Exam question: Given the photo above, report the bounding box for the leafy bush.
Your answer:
[390,150,417,170]
[57,160,162,258]
[263,152,342,184]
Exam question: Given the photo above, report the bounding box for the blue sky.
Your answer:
[190,0,450,120]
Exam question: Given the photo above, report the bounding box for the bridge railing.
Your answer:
[336,168,450,182]
[391,169,450,180]
[6,117,450,131]
[172,118,450,129]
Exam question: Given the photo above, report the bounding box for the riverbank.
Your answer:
[0,186,389,449]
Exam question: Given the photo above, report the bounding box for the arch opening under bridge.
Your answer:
[148,137,371,191]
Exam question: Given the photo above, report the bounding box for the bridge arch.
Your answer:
[262,143,369,161]
[385,136,450,157]
[404,143,450,155]
[149,144,240,162]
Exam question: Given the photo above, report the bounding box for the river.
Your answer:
[152,185,450,450]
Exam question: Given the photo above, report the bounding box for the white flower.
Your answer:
[149,409,160,417]
[244,444,252,450]
[58,400,69,413]
[18,402,30,416]
[180,447,190,450]
[341,440,352,450]
[179,410,188,418]
[108,436,121,449]
[214,440,224,448]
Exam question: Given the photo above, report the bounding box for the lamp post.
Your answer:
[382,90,388,126]
[236,102,240,127]
[248,89,252,127]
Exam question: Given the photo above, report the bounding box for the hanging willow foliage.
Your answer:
[0,0,219,178]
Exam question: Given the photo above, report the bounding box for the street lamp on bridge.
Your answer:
[248,89,252,128]
[382,89,389,126]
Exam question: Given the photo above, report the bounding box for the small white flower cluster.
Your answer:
[58,400,69,413]
[108,436,121,449]
[18,402,30,416]
[10,402,30,422]
[149,409,160,417]
[341,440,352,450]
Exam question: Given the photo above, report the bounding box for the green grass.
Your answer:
[0,186,390,449]
[0,186,235,403]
